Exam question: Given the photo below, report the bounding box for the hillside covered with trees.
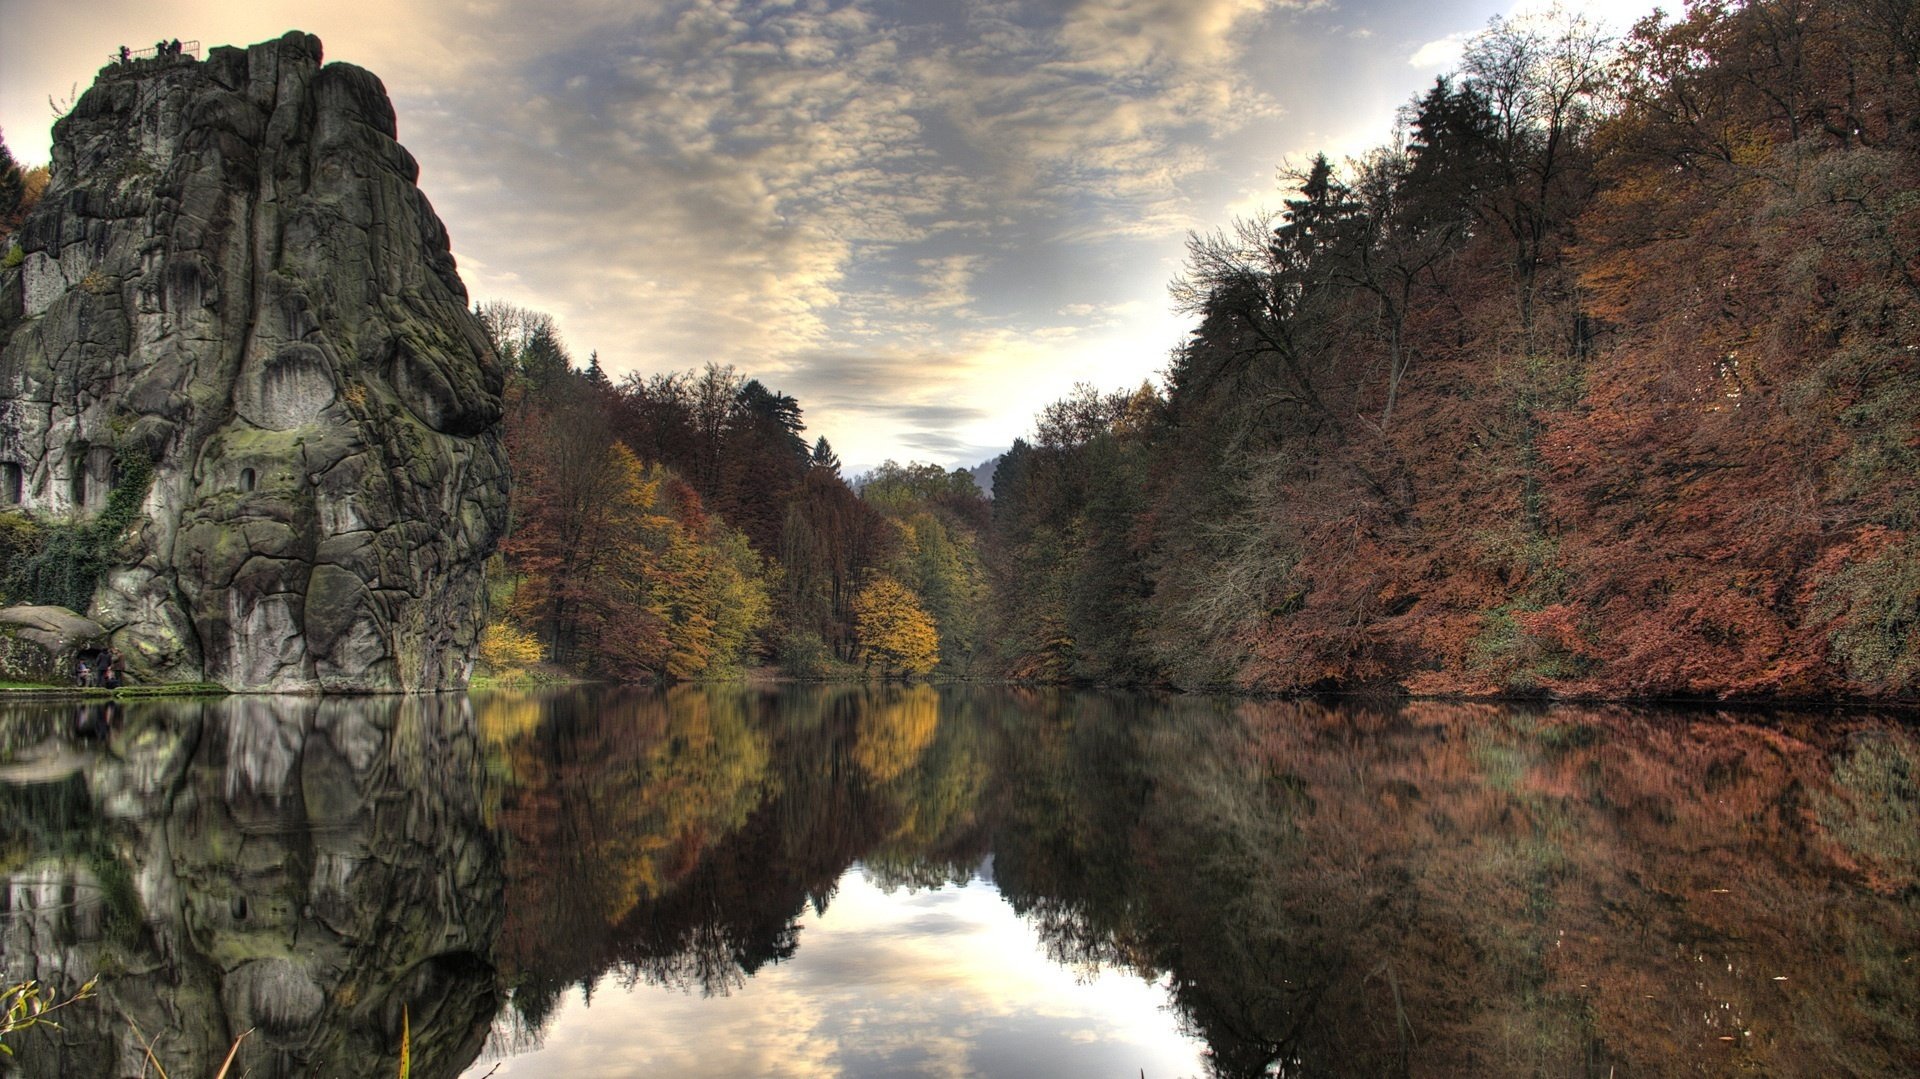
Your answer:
[475,303,991,683]
[985,0,1919,701]
[437,0,1916,700]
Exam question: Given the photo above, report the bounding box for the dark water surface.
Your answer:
[1,687,1915,1077]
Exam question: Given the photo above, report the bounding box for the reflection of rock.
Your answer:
[0,604,104,683]
[0,33,507,691]
[0,696,502,1077]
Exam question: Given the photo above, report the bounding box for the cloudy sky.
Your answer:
[0,0,1658,473]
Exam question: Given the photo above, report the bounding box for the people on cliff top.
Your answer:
[119,45,131,63]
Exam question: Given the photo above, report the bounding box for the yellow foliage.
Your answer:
[479,619,543,681]
[853,575,939,677]
[854,684,939,781]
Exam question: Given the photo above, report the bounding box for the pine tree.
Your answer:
[0,132,23,225]
[810,437,841,475]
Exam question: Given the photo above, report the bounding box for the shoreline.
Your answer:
[3,678,1915,714]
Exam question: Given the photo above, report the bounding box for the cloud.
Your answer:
[1,0,1472,469]
[1409,29,1474,68]
[392,0,1311,389]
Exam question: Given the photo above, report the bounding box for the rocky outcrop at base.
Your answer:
[0,33,507,691]
[0,604,104,684]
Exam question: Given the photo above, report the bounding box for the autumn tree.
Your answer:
[857,460,991,676]
[479,620,544,683]
[499,345,772,679]
[780,466,896,672]
[853,575,939,679]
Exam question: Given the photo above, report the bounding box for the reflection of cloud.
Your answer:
[466,871,1204,1078]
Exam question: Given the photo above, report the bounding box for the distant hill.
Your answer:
[964,455,1001,498]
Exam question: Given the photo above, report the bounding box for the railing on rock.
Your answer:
[110,40,201,64]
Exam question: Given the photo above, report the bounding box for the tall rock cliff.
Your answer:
[0,33,508,691]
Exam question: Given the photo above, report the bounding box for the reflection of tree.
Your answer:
[477,685,1917,1076]
[862,687,991,891]
[485,686,771,1002]
[489,684,992,1026]
[986,697,1920,1078]
[852,683,939,782]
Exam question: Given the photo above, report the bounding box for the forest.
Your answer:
[474,304,987,683]
[479,0,1917,700]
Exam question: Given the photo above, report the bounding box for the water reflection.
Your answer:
[0,696,501,1078]
[474,688,1919,1077]
[3,688,1916,1077]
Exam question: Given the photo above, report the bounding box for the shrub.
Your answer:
[8,450,154,613]
[479,619,544,683]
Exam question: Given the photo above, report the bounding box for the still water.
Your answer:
[1,687,1915,1077]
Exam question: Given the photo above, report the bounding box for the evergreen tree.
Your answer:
[519,322,571,389]
[0,131,22,225]
[810,437,841,475]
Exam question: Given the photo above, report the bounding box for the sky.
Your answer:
[0,0,1661,474]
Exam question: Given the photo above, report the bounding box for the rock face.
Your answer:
[0,33,508,691]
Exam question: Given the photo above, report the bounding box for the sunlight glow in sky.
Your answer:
[0,0,1660,473]
[462,864,1204,1078]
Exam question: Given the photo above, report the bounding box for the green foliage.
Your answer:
[1817,533,1920,692]
[518,322,570,389]
[0,512,49,605]
[899,512,987,675]
[1,244,21,269]
[0,131,23,223]
[1,976,98,1055]
[855,460,991,677]
[860,460,980,511]
[4,449,154,612]
[988,410,1160,684]
[775,628,843,679]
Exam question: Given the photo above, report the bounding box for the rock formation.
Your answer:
[0,33,508,691]
[0,605,105,684]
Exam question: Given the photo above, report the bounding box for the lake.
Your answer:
[1,687,1915,1077]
